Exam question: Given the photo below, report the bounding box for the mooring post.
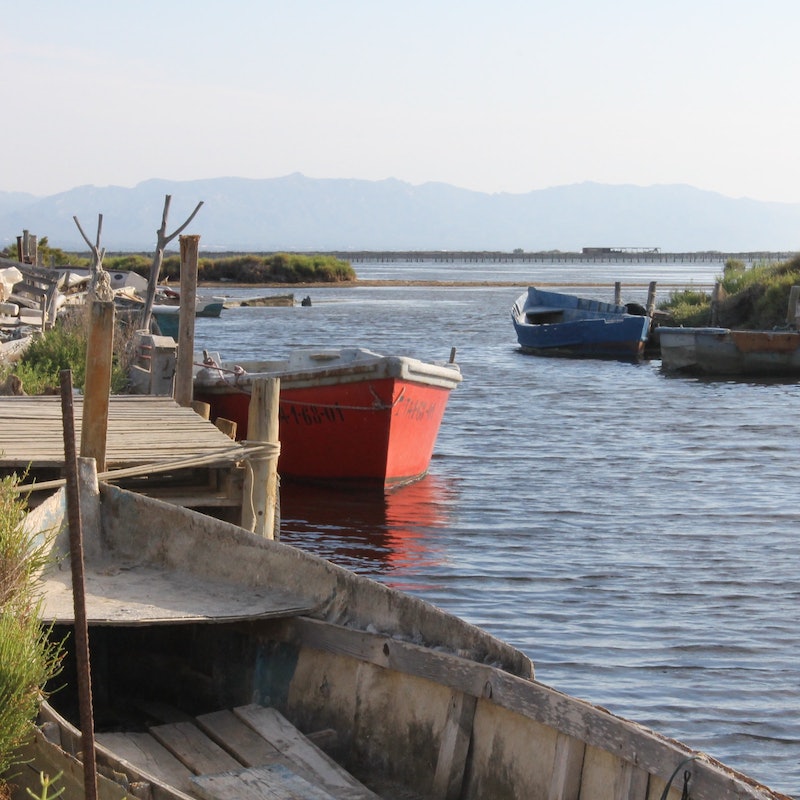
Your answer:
[614,282,622,305]
[646,281,657,317]
[174,234,200,407]
[80,299,115,473]
[786,285,800,327]
[60,370,99,800]
[711,281,722,326]
[242,377,280,538]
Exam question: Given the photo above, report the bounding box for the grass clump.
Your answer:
[658,255,800,329]
[2,308,134,395]
[0,475,64,797]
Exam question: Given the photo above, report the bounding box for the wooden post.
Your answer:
[711,282,721,326]
[614,282,622,305]
[80,300,115,473]
[646,281,657,317]
[173,234,200,407]
[60,371,99,800]
[786,285,800,327]
[242,377,280,539]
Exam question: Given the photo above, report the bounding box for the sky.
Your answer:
[3,0,800,203]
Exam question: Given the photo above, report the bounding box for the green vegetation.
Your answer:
[2,309,133,395]
[102,252,356,284]
[658,255,800,329]
[2,237,356,284]
[0,475,64,796]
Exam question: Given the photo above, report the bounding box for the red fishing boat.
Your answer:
[193,347,461,488]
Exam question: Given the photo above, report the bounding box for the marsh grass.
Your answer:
[659,255,800,329]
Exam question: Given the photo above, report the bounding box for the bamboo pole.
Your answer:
[174,235,200,407]
[242,377,280,538]
[80,300,115,473]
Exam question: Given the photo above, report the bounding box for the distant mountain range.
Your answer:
[1,174,799,253]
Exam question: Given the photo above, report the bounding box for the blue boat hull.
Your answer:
[511,287,650,360]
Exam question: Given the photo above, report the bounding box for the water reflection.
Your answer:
[277,475,456,589]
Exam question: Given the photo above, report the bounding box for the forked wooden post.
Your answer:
[242,377,280,539]
[80,300,115,472]
[174,234,200,407]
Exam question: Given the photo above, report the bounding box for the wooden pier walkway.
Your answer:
[0,395,249,512]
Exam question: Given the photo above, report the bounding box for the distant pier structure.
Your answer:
[323,249,795,264]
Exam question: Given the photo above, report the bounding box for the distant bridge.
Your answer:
[318,250,797,264]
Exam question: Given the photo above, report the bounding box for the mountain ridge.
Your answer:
[1,174,798,253]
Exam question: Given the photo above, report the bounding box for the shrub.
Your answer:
[3,307,133,395]
[0,475,64,792]
[658,288,712,326]
[660,256,800,329]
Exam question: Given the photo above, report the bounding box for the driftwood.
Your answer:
[140,195,204,331]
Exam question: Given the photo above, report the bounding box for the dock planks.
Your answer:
[0,395,243,470]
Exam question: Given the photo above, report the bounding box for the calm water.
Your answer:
[194,260,799,797]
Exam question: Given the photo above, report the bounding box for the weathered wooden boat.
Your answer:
[10,478,790,800]
[193,347,462,488]
[151,294,226,338]
[512,287,651,359]
[658,325,800,377]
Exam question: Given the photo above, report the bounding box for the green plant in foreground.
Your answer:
[25,770,65,799]
[0,476,64,794]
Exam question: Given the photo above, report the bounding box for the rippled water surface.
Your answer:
[194,260,800,797]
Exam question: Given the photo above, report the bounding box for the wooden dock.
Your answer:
[0,395,249,513]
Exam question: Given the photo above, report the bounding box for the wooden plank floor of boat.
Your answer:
[96,704,381,800]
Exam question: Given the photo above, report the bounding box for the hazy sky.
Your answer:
[4,1,799,202]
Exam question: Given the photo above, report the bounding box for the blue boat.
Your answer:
[511,287,651,360]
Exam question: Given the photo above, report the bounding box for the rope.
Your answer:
[659,755,699,800]
[15,441,279,494]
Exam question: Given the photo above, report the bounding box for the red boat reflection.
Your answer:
[277,474,456,588]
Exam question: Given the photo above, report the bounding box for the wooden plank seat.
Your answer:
[97,705,379,800]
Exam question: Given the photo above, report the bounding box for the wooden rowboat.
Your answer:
[11,476,789,800]
[193,347,462,488]
[512,287,651,360]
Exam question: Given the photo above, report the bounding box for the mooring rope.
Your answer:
[15,441,279,494]
[659,755,699,800]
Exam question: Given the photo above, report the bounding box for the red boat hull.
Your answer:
[195,377,454,488]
